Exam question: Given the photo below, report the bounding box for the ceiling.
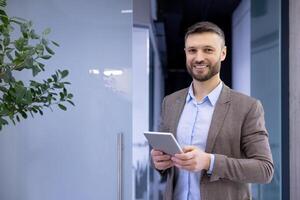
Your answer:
[154,0,241,94]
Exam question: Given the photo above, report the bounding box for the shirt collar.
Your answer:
[186,81,223,106]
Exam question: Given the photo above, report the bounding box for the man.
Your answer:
[151,21,274,200]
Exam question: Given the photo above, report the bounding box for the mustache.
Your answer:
[193,60,209,66]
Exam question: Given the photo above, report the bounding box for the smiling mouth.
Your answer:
[193,64,208,69]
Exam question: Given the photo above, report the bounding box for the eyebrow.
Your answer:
[185,45,216,50]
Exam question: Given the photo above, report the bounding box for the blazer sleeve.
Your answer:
[151,97,172,177]
[209,100,274,183]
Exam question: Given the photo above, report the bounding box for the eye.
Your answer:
[187,48,197,54]
[204,48,214,53]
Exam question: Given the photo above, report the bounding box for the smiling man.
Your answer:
[151,21,274,200]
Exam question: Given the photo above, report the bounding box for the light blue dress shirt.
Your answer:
[173,82,223,200]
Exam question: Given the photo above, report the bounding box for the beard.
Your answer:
[186,59,221,82]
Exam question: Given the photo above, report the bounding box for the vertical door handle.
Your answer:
[117,132,123,200]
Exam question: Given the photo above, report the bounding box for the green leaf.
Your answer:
[37,62,45,71]
[31,107,38,113]
[58,104,66,111]
[3,36,10,46]
[6,52,13,61]
[20,111,28,119]
[10,16,27,22]
[32,64,41,77]
[30,80,39,87]
[0,0,7,8]
[53,83,62,89]
[0,10,9,25]
[15,84,26,100]
[60,70,69,79]
[63,88,67,96]
[0,117,9,126]
[35,44,44,54]
[0,86,7,92]
[25,57,34,69]
[51,40,60,47]
[41,38,48,46]
[59,92,64,100]
[67,93,74,99]
[38,109,43,115]
[40,55,51,59]
[15,50,20,58]
[20,23,29,38]
[16,115,20,122]
[24,91,32,103]
[51,74,58,82]
[29,111,34,118]
[14,37,27,51]
[30,29,40,39]
[67,100,75,106]
[45,46,55,55]
[42,28,51,35]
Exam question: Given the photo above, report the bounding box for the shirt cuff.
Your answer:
[207,154,215,174]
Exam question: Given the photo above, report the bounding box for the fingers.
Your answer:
[172,156,195,166]
[151,149,170,161]
[151,149,174,170]
[151,149,164,156]
[172,146,201,171]
[182,145,197,153]
[174,151,194,160]
[174,146,197,160]
[153,154,172,162]
[155,160,174,170]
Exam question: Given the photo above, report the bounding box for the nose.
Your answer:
[194,51,205,63]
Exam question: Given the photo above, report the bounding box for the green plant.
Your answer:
[0,0,74,130]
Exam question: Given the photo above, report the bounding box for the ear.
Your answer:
[220,46,227,61]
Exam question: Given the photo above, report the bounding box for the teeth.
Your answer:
[194,65,207,69]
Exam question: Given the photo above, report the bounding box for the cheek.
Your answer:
[186,56,193,64]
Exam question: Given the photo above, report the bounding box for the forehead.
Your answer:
[185,32,223,48]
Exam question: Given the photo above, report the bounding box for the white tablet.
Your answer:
[144,131,183,155]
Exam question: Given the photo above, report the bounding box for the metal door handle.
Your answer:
[117,132,123,200]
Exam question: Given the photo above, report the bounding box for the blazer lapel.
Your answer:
[170,89,188,138]
[205,85,231,153]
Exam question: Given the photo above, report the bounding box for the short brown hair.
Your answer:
[185,21,225,46]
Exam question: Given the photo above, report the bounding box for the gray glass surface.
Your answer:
[251,0,281,199]
[0,0,132,200]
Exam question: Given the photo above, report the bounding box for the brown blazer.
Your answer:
[158,85,274,200]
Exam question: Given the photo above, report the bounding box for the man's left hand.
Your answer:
[171,146,211,172]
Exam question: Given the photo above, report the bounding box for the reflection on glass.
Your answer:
[102,68,131,101]
[121,9,133,14]
[103,69,124,76]
[251,0,281,199]
[88,69,100,75]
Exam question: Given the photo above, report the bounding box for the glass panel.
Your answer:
[251,0,281,199]
[0,0,132,200]
[132,27,150,200]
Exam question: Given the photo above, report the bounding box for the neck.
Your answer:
[192,74,221,101]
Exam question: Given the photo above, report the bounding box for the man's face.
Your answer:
[185,32,227,82]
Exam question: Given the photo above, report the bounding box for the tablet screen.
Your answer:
[144,131,183,155]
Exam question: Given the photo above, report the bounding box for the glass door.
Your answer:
[0,0,132,199]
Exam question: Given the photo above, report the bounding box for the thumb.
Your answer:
[182,145,197,153]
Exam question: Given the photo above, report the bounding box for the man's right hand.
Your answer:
[151,149,174,170]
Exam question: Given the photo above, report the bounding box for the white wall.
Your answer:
[232,0,251,95]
